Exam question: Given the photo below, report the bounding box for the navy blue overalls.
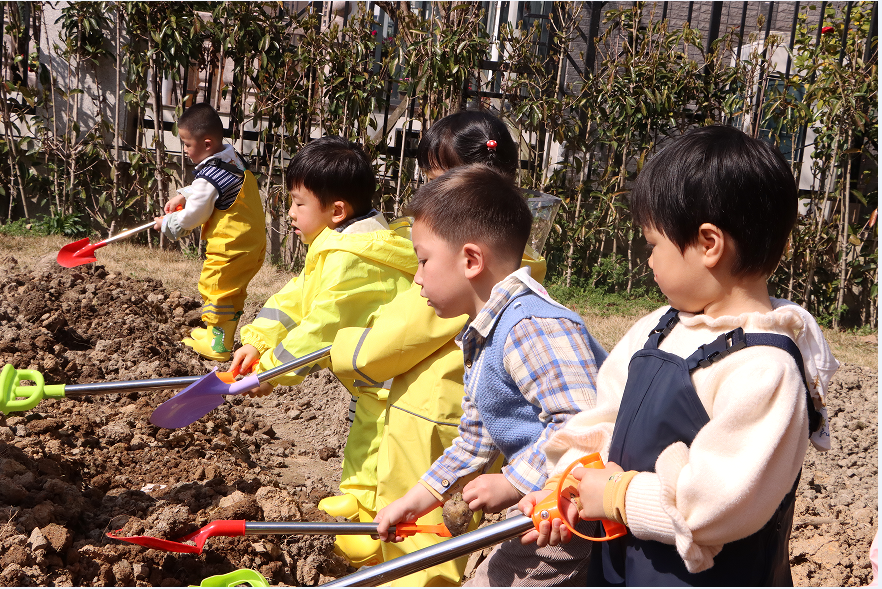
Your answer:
[587,307,820,587]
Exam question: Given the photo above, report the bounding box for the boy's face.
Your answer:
[644,224,710,313]
[178,127,214,165]
[412,220,471,319]
[288,185,336,245]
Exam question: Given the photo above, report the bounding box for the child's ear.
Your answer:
[462,243,485,279]
[330,201,353,225]
[697,223,726,268]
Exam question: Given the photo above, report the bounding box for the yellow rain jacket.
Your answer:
[240,213,417,512]
[331,245,546,587]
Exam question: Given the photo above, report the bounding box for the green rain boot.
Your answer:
[183,319,238,362]
[190,311,242,341]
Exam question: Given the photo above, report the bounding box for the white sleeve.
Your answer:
[161,179,218,241]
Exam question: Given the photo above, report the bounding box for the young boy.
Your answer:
[229,136,417,526]
[375,165,605,585]
[519,125,839,586]
[154,103,266,361]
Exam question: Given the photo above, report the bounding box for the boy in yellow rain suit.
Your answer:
[326,111,557,583]
[230,137,417,528]
[155,103,266,361]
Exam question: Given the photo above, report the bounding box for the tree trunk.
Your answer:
[112,1,121,235]
[148,34,167,248]
[834,128,854,329]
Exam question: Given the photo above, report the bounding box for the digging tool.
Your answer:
[322,453,627,587]
[57,207,182,268]
[149,346,332,429]
[196,569,269,587]
[0,362,247,415]
[108,520,451,554]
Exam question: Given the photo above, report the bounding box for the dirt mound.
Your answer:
[0,256,352,586]
[0,254,875,586]
[790,363,878,586]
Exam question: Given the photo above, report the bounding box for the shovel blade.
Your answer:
[57,239,101,268]
[106,530,202,554]
[150,371,230,429]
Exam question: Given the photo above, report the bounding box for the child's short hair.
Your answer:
[406,165,532,266]
[630,125,798,277]
[417,110,518,179]
[178,103,224,142]
[285,136,375,215]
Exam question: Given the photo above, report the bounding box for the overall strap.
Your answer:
[644,307,681,350]
[202,158,245,177]
[685,328,821,437]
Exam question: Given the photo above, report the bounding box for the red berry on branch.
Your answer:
[821,26,834,34]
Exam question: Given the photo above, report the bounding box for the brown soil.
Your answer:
[0,254,876,586]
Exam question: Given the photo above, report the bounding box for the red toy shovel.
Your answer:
[58,206,182,268]
[108,520,451,554]
[57,221,156,268]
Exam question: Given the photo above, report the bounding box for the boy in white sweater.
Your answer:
[518,125,839,586]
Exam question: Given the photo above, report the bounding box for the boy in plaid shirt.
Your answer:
[375,165,605,585]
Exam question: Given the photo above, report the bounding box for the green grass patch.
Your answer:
[547,281,667,317]
[0,218,49,237]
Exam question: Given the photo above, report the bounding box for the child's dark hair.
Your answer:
[406,165,532,266]
[417,110,518,179]
[630,125,798,277]
[178,103,224,142]
[285,136,375,215]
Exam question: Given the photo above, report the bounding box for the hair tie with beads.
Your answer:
[486,140,497,151]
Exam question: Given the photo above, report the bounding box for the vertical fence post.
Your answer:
[735,1,748,61]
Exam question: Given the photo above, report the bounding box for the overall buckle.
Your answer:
[697,328,747,369]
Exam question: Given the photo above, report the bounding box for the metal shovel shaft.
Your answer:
[245,522,428,536]
[62,374,206,397]
[321,515,535,587]
[100,221,156,245]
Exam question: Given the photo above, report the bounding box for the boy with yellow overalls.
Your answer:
[155,103,266,361]
[229,137,418,523]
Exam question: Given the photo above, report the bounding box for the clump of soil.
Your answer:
[0,255,353,586]
[442,492,473,537]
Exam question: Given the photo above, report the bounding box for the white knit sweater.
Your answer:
[544,298,839,573]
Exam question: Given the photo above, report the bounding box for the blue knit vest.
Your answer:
[466,290,607,489]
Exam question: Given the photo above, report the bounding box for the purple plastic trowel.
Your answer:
[149,346,331,428]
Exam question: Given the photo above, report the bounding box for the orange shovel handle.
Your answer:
[216,359,259,384]
[531,453,627,542]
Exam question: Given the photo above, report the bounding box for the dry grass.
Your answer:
[1,234,876,371]
[0,234,291,312]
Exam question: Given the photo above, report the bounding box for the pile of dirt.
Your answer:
[0,254,876,586]
[0,256,353,586]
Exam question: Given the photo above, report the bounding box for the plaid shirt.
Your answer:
[420,271,600,497]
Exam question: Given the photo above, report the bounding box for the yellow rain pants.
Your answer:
[331,247,546,587]
[199,170,266,325]
[240,220,418,513]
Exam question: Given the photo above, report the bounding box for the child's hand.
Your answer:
[462,474,521,513]
[231,345,260,374]
[571,461,624,520]
[164,195,186,214]
[517,490,574,547]
[153,216,164,231]
[375,484,440,543]
[245,381,274,398]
